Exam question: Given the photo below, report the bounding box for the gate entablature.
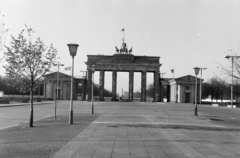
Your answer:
[85,54,161,72]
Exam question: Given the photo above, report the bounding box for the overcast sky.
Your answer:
[0,0,240,95]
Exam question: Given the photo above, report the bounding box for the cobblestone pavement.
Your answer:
[52,102,240,158]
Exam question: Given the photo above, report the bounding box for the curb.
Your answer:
[0,101,55,107]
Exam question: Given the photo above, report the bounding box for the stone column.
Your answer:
[167,85,170,102]
[60,81,63,100]
[82,81,85,101]
[52,80,55,99]
[154,71,160,102]
[99,70,105,101]
[159,83,163,102]
[176,84,178,103]
[129,71,134,101]
[87,69,92,100]
[112,70,117,101]
[83,79,87,100]
[141,71,147,102]
[153,73,156,102]
[67,81,70,100]
[192,84,195,104]
[178,85,181,103]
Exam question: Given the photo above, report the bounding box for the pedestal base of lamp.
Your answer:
[91,103,94,114]
[194,106,198,116]
[69,110,73,124]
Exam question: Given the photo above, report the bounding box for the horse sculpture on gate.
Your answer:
[115,29,133,55]
[115,46,119,54]
[115,42,133,55]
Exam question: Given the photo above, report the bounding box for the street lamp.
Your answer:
[80,70,87,79]
[193,67,200,116]
[199,68,207,105]
[91,65,96,114]
[53,61,64,120]
[160,72,166,78]
[225,55,240,108]
[67,43,79,124]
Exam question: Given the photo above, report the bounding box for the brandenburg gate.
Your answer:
[85,40,162,102]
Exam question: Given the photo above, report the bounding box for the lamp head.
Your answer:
[67,43,79,57]
[193,67,200,75]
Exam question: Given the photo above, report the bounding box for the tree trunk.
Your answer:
[29,78,34,127]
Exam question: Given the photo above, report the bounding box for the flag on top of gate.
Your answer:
[171,69,174,73]
[65,66,71,71]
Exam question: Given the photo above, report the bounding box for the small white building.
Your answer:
[169,75,202,103]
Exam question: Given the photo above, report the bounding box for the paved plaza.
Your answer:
[47,101,240,158]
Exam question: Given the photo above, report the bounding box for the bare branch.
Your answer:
[0,11,8,61]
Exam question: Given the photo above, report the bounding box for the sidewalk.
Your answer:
[0,101,55,107]
[51,103,240,158]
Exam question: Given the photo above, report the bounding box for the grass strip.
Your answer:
[0,113,100,158]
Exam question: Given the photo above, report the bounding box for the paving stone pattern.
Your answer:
[52,113,240,158]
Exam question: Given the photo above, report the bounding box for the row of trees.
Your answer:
[89,84,112,97]
[202,77,240,102]
[133,84,155,98]
[0,75,43,95]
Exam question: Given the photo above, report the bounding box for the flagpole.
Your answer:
[171,69,174,79]
[122,28,125,42]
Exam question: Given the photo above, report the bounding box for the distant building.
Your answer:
[43,72,87,100]
[160,75,202,103]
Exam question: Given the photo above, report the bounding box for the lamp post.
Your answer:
[53,61,64,120]
[91,65,96,114]
[67,43,79,124]
[193,67,200,116]
[199,68,207,105]
[160,72,166,78]
[225,55,240,108]
[80,70,87,79]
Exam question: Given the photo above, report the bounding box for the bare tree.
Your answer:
[218,50,240,79]
[215,50,240,101]
[4,25,57,127]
